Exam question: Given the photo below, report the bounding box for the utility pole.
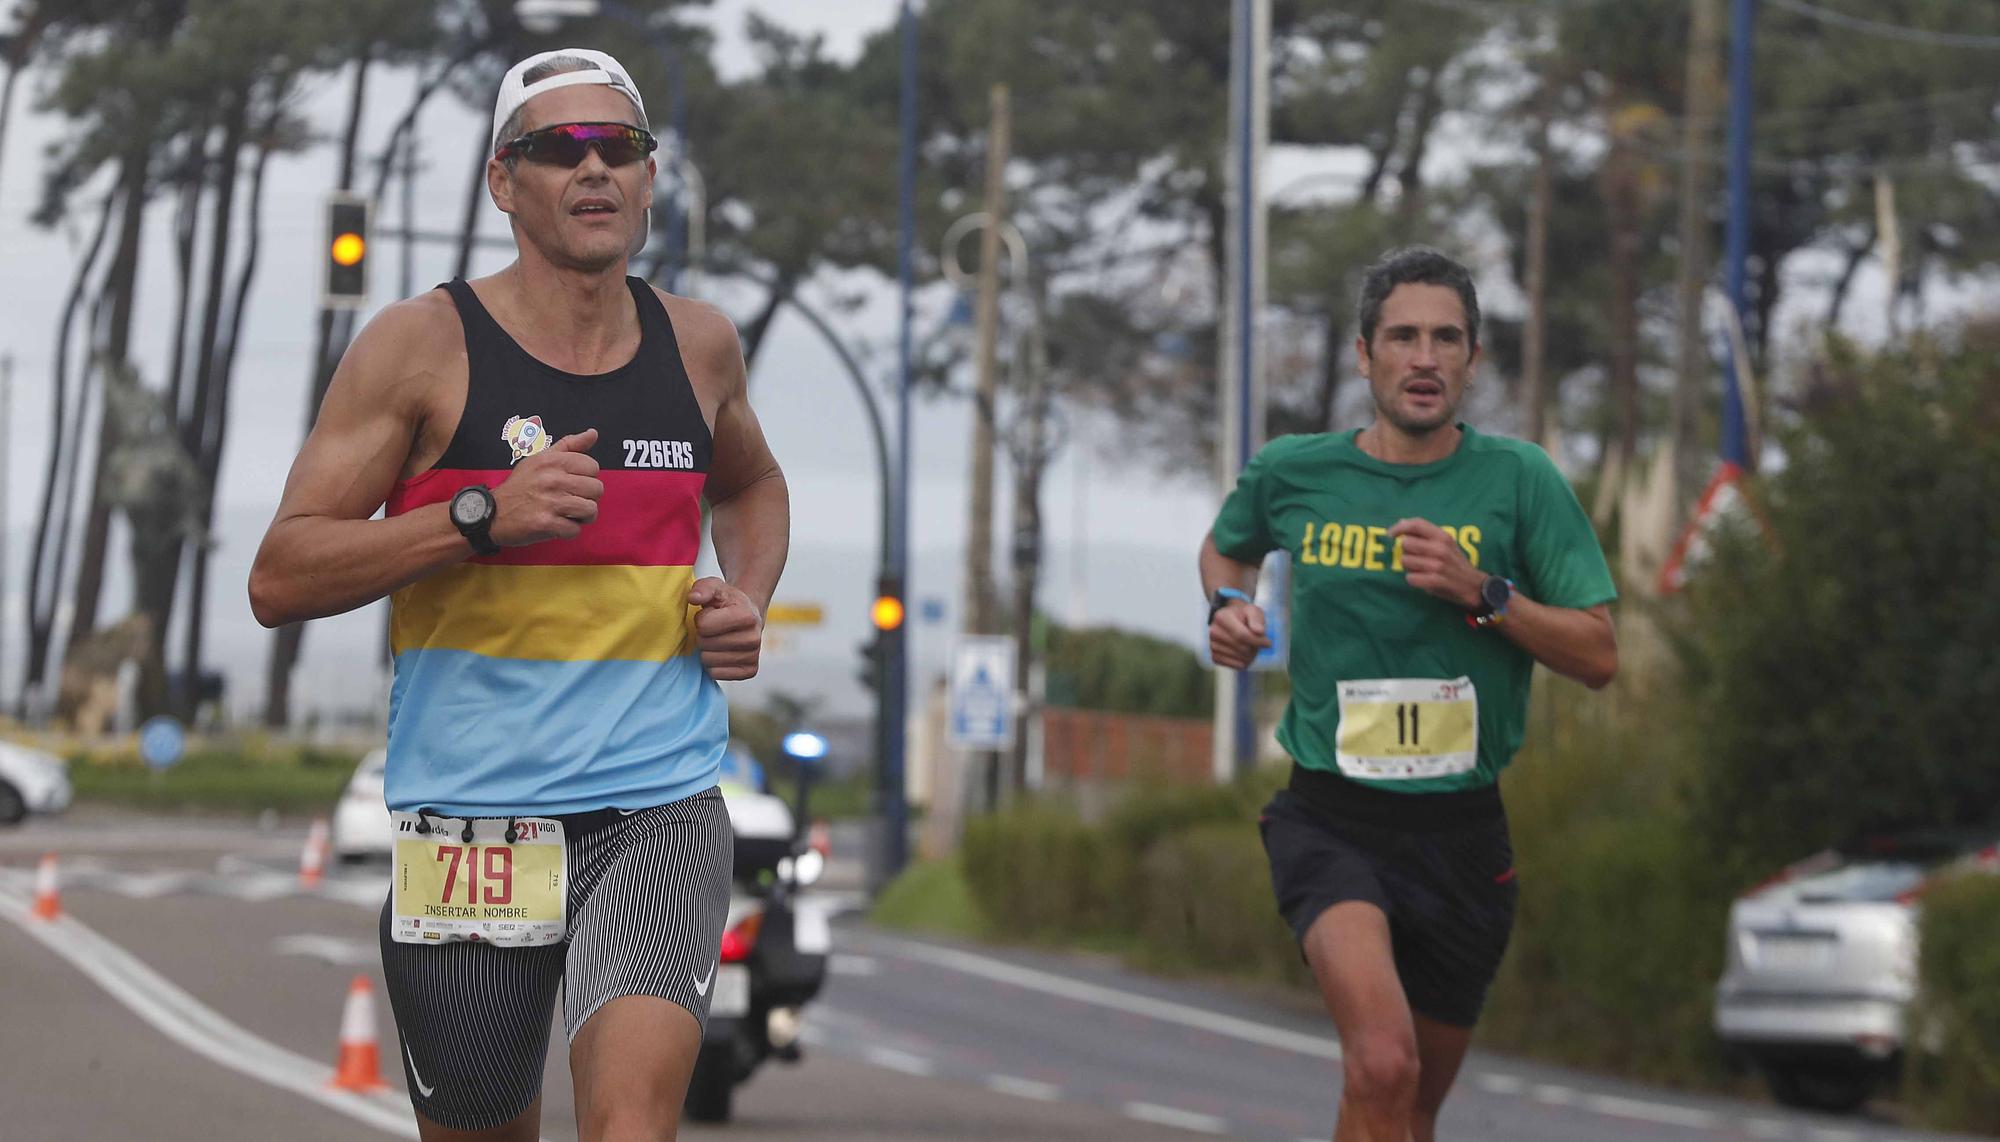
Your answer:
[1875,173,1901,340]
[1214,0,1269,782]
[880,0,918,888]
[1007,310,1051,796]
[1521,77,1554,447]
[0,354,11,700]
[964,84,1011,811]
[1673,0,1723,506]
[1721,0,1755,471]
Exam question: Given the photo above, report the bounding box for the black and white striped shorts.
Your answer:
[378,787,732,1132]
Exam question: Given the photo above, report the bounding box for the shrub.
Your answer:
[1134,821,1305,984]
[1678,340,2000,882]
[1904,872,2000,1131]
[962,804,1119,939]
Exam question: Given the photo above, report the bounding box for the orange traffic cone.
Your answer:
[329,975,389,1092]
[30,853,61,921]
[300,818,330,890]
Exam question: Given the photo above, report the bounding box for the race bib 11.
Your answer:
[1334,677,1478,781]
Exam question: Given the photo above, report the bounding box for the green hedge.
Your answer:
[958,772,1286,959]
[1904,873,2000,1131]
[66,746,361,815]
[1132,821,1308,984]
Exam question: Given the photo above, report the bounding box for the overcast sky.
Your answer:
[0,0,1981,726]
[0,0,1226,725]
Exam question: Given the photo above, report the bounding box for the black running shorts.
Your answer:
[379,787,732,1132]
[1259,778,1518,1028]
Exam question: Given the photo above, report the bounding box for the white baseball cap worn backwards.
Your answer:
[491,48,648,155]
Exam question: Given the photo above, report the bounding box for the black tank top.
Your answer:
[379,276,727,818]
[432,275,712,472]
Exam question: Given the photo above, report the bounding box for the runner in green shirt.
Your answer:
[1200,246,1617,1142]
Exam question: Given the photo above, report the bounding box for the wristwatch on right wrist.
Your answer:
[449,484,500,557]
[1208,587,1252,625]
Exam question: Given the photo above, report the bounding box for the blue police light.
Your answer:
[782,731,829,762]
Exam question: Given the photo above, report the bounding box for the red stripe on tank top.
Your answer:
[388,467,707,568]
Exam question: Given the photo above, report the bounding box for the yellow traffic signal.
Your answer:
[324,194,371,308]
[871,594,905,631]
[331,231,366,267]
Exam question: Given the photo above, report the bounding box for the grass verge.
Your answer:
[870,857,989,940]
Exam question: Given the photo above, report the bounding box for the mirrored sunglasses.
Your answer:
[496,122,658,168]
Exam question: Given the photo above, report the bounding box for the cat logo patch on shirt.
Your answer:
[502,415,549,464]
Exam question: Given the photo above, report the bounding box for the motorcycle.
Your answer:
[684,753,832,1124]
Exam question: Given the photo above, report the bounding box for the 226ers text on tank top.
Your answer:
[381,277,725,817]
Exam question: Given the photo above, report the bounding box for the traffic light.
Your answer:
[859,574,904,694]
[871,594,904,632]
[323,193,372,309]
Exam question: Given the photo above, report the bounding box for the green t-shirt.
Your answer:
[1211,425,1616,793]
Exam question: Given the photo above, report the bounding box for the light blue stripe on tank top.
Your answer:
[385,649,727,817]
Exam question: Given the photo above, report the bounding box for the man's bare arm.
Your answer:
[248,299,470,627]
[672,298,788,681]
[249,296,607,627]
[1199,532,1271,670]
[1389,517,1618,689]
[688,304,789,614]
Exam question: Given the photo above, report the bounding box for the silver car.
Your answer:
[331,748,391,862]
[1714,833,1999,1112]
[0,740,73,824]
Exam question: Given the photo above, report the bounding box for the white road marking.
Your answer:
[1121,1101,1228,1134]
[1477,1072,1527,1095]
[863,1046,936,1076]
[1582,1093,1719,1129]
[830,953,879,976]
[0,883,418,1139]
[984,1074,1062,1101]
[1746,1121,1793,1139]
[875,936,1342,1061]
[271,934,380,966]
[1533,1083,1579,1106]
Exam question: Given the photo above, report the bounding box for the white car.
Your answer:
[331,748,391,862]
[1714,832,2000,1112]
[0,740,74,825]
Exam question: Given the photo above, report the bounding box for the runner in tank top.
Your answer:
[250,48,788,1141]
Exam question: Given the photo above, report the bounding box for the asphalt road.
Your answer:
[0,809,1988,1142]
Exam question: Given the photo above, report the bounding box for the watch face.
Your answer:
[450,488,488,528]
[1482,576,1511,609]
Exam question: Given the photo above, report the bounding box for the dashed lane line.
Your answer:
[984,1074,1063,1102]
[1121,1101,1229,1135]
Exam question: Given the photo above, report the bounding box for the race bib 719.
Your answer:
[389,813,566,947]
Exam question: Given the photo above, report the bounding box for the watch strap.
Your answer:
[1208,587,1252,624]
[453,486,501,557]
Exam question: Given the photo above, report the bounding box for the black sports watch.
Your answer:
[449,485,500,556]
[1467,575,1513,628]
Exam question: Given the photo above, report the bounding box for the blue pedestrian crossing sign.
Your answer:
[948,636,1016,750]
[140,716,186,771]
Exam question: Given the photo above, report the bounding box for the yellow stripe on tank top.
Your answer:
[390,563,699,662]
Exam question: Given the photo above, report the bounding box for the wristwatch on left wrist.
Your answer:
[1467,575,1513,628]
[1207,587,1252,625]
[449,484,500,557]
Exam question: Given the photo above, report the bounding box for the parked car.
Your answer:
[0,740,73,825]
[1714,831,2000,1112]
[331,748,391,862]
